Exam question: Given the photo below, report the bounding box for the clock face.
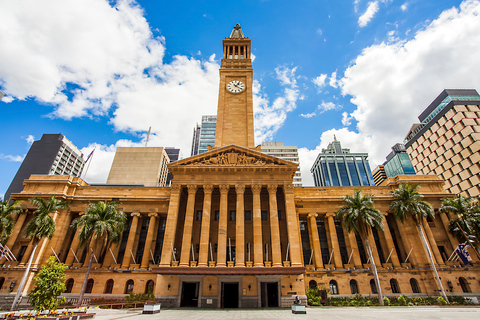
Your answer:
[226,80,245,93]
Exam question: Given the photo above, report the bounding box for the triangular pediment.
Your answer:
[170,145,297,167]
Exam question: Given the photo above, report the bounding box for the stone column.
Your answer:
[366,228,382,267]
[83,236,97,267]
[65,228,82,266]
[268,185,282,267]
[1,212,27,264]
[422,217,445,266]
[20,239,35,265]
[284,184,302,266]
[235,184,245,267]
[345,228,362,267]
[307,213,324,269]
[381,213,401,267]
[326,213,343,268]
[141,212,158,269]
[252,184,264,267]
[217,184,229,267]
[179,185,198,266]
[121,212,141,268]
[159,184,182,266]
[198,185,213,267]
[33,210,60,266]
[439,211,459,249]
[42,209,73,265]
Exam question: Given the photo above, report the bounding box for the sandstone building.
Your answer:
[2,25,479,309]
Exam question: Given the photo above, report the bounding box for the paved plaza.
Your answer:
[88,306,480,320]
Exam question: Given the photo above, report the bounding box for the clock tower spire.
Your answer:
[214,23,255,149]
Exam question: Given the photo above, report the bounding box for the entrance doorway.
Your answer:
[222,282,239,308]
[261,282,279,307]
[180,282,199,307]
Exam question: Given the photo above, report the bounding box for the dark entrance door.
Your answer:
[180,282,199,307]
[261,282,279,307]
[222,282,239,308]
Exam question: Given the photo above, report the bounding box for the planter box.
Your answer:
[283,261,291,267]
[142,303,161,314]
[291,304,306,314]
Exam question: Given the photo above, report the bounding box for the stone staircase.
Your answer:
[0,294,32,311]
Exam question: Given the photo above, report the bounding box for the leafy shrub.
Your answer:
[383,296,390,306]
[398,295,407,306]
[124,292,156,302]
[305,288,321,306]
[437,297,447,305]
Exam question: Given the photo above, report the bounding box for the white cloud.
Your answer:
[341,112,354,126]
[0,154,24,162]
[358,1,379,27]
[25,135,35,145]
[316,29,323,36]
[318,101,341,113]
[312,74,327,90]
[329,71,340,88]
[299,112,316,118]
[254,67,301,143]
[401,3,408,11]
[0,96,14,103]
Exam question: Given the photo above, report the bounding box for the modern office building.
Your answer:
[165,147,181,186]
[106,147,170,187]
[3,25,479,309]
[310,137,375,187]
[404,89,480,196]
[372,165,387,186]
[384,143,416,177]
[191,115,217,156]
[261,142,302,187]
[4,134,84,201]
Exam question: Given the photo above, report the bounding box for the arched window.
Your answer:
[104,279,114,294]
[66,278,74,293]
[145,280,155,294]
[410,278,420,293]
[0,277,5,290]
[329,280,338,295]
[309,280,317,289]
[370,279,378,294]
[390,279,400,294]
[350,280,359,294]
[459,277,470,293]
[86,279,94,294]
[125,279,134,294]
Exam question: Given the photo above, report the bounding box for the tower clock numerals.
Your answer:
[226,80,245,93]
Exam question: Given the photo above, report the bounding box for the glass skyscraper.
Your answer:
[383,143,416,178]
[310,137,375,187]
[191,115,217,156]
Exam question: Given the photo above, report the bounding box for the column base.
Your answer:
[264,261,272,267]
[283,261,291,267]
[246,261,253,267]
[227,261,235,267]
[190,261,197,267]
[208,261,216,267]
[171,261,179,267]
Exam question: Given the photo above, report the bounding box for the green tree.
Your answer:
[71,201,126,306]
[336,189,384,305]
[389,182,449,304]
[11,196,68,310]
[0,199,23,245]
[28,256,67,312]
[439,195,480,241]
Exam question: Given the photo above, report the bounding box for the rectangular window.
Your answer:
[245,210,252,221]
[261,211,268,221]
[214,210,219,221]
[230,210,236,221]
[196,210,202,221]
[278,210,282,220]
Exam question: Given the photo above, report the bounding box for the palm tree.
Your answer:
[0,199,23,245]
[440,195,480,241]
[336,189,384,305]
[71,201,126,306]
[389,182,449,304]
[11,196,68,310]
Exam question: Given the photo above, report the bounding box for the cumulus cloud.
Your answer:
[329,71,340,88]
[312,74,327,90]
[341,112,354,126]
[318,101,341,114]
[401,3,408,11]
[359,1,379,27]
[0,154,24,162]
[25,135,35,145]
[300,112,316,118]
[254,67,301,143]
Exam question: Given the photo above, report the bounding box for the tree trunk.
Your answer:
[365,237,384,305]
[11,241,38,310]
[416,221,450,304]
[77,248,94,307]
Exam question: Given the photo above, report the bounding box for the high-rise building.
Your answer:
[383,143,416,178]
[404,89,480,196]
[165,147,181,186]
[261,142,302,187]
[372,165,387,186]
[106,147,170,187]
[4,134,84,201]
[191,115,217,156]
[310,137,375,187]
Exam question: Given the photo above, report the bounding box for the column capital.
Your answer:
[326,212,336,218]
[267,184,277,194]
[307,213,318,219]
[283,184,294,194]
[219,184,230,194]
[171,184,182,192]
[187,184,198,194]
[131,211,141,218]
[203,184,214,194]
[148,212,158,218]
[252,184,262,194]
[235,184,245,194]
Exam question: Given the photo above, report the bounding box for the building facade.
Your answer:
[261,142,302,187]
[311,138,375,187]
[372,165,387,186]
[4,134,84,201]
[404,89,480,196]
[106,147,170,187]
[2,26,480,309]
[191,116,217,156]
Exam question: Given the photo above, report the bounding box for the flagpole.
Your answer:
[82,148,96,182]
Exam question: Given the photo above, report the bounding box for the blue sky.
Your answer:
[1,0,480,197]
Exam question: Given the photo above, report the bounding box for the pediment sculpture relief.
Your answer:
[188,151,275,166]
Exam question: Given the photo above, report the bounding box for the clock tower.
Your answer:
[214,23,255,149]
